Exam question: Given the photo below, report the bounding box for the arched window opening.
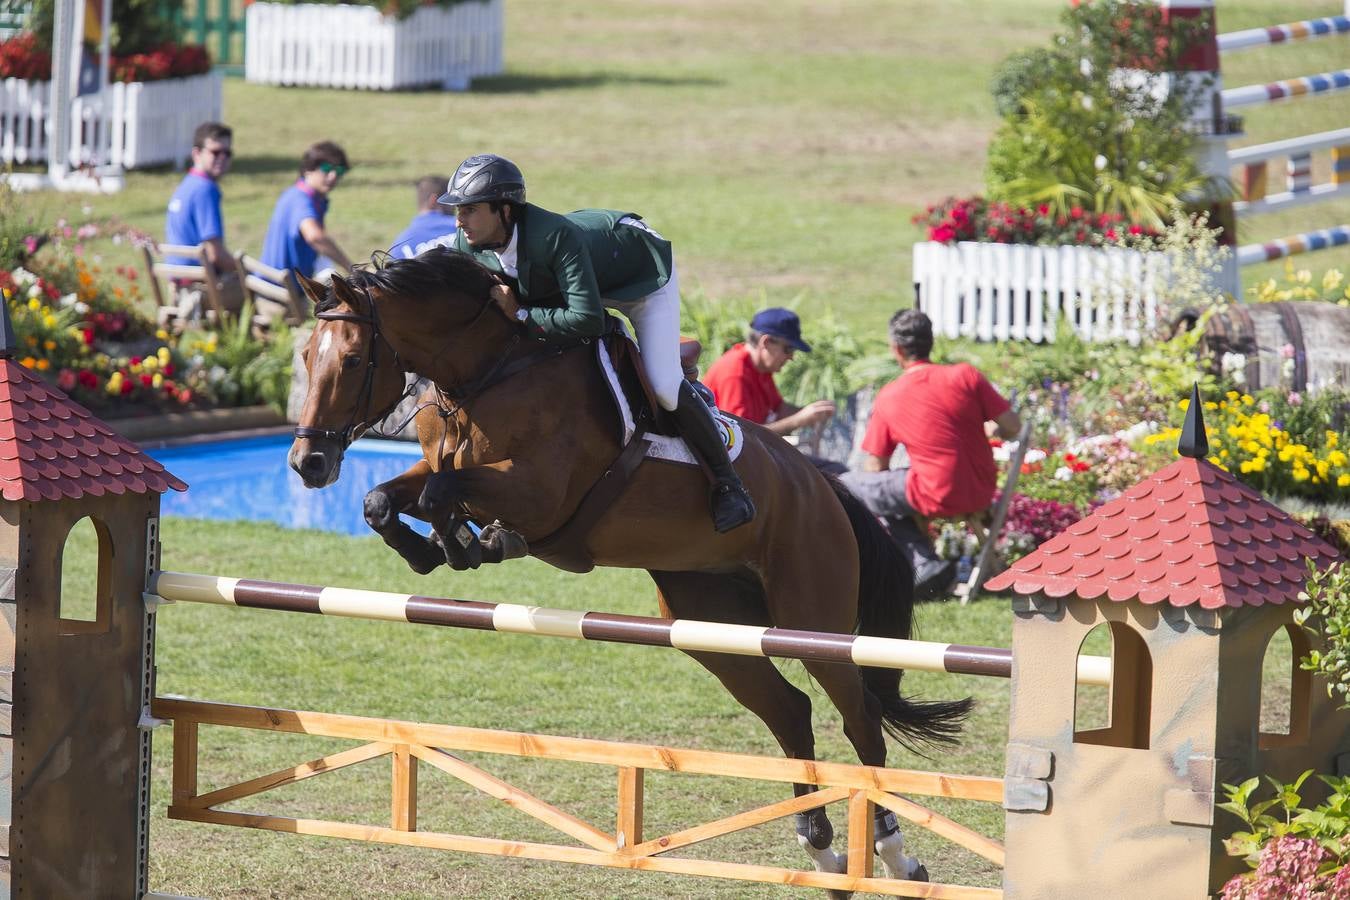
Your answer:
[1074,621,1151,749]
[59,516,112,635]
[1259,624,1311,749]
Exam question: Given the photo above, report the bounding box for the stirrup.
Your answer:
[710,482,756,533]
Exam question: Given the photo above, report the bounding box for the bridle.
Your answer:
[292,284,412,447]
[291,276,520,450]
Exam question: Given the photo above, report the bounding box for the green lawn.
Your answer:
[20,0,1350,340]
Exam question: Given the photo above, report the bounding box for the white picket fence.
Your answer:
[912,241,1168,344]
[0,71,222,169]
[245,0,504,91]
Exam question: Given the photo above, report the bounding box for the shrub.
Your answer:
[984,0,1223,225]
[914,195,1161,247]
[1219,770,1350,898]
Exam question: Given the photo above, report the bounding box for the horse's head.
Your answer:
[288,272,411,488]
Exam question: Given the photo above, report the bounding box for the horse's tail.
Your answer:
[823,473,974,754]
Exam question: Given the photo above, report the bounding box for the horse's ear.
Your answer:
[328,274,361,307]
[295,272,327,306]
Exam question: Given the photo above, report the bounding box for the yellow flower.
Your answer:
[156,328,170,340]
[1249,457,1265,472]
[1339,474,1350,488]
[1241,394,1254,406]
[19,356,35,368]
[1225,390,1239,401]
[43,340,55,351]
[1328,431,1339,449]
[157,347,171,365]
[26,297,40,311]
[1295,268,1312,285]
[1204,401,1218,410]
[1293,468,1310,482]
[1325,269,1345,292]
[34,359,49,371]
[152,373,163,389]
[142,357,157,372]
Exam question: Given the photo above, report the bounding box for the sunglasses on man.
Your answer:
[317,162,349,177]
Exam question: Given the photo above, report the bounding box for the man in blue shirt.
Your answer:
[261,141,355,282]
[163,122,243,318]
[389,175,458,259]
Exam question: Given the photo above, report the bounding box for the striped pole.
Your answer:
[1222,69,1350,108]
[1217,16,1350,53]
[149,570,1112,686]
[1236,224,1350,266]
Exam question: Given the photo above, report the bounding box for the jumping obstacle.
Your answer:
[1196,7,1350,274]
[148,570,1112,686]
[2,359,1347,898]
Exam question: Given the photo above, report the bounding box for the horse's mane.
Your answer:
[321,247,498,313]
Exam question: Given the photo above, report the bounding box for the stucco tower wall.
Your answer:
[3,493,156,897]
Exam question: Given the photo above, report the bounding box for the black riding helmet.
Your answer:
[437,154,526,207]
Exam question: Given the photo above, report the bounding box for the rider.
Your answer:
[439,153,755,533]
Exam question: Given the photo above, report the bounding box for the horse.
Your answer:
[287,248,972,887]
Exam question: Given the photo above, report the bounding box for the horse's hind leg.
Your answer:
[364,460,445,575]
[799,659,926,883]
[650,572,849,890]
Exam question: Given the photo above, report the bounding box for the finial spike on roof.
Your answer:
[0,293,14,359]
[1178,383,1209,459]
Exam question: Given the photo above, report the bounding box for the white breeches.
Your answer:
[612,263,683,412]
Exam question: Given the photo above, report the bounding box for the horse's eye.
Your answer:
[342,354,362,370]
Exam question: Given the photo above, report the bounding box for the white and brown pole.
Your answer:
[149,570,1111,686]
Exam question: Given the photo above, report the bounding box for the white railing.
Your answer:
[245,0,504,91]
[912,241,1167,344]
[0,71,222,169]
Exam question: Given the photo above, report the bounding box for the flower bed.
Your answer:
[1,197,294,418]
[245,0,504,91]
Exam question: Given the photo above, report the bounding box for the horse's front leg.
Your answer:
[419,459,544,570]
[363,459,446,575]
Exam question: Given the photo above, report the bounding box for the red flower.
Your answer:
[1070,206,1083,219]
[119,379,133,396]
[77,370,98,389]
[140,373,154,387]
[1128,224,1143,235]
[1036,204,1050,216]
[57,368,76,391]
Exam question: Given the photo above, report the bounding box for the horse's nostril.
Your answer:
[301,452,327,475]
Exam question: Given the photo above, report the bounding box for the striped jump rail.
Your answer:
[1217,16,1350,53]
[1222,69,1350,109]
[148,570,1112,686]
[1237,224,1350,267]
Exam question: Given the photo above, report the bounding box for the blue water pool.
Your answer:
[145,434,430,536]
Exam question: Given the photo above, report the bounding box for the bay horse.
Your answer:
[287,248,972,887]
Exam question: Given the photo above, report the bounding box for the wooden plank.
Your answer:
[167,805,1002,898]
[616,767,643,851]
[409,745,616,853]
[153,698,1005,802]
[191,742,393,811]
[867,789,1006,867]
[172,719,198,806]
[392,745,417,832]
[847,790,874,878]
[628,786,849,859]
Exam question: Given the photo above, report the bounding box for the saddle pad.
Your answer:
[595,335,745,467]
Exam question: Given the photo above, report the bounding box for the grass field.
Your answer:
[22,1,1331,895]
[16,0,1350,338]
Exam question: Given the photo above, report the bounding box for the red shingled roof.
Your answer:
[0,358,185,501]
[984,456,1340,609]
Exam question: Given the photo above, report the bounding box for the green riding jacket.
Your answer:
[452,205,674,341]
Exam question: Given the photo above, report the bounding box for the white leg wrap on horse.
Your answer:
[797,834,847,874]
[875,828,921,880]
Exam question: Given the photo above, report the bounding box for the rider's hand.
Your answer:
[490,283,520,319]
[796,399,836,429]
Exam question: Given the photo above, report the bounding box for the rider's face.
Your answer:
[455,203,509,248]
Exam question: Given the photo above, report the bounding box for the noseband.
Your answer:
[293,286,408,447]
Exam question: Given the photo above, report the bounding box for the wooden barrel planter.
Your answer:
[1177,301,1350,394]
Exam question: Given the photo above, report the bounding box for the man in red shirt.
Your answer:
[703,308,835,436]
[841,309,1021,599]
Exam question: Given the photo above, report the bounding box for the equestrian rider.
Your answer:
[439,153,755,533]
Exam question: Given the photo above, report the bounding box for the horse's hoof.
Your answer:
[406,544,444,575]
[480,521,528,562]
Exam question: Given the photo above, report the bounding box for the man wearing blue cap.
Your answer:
[704,308,836,436]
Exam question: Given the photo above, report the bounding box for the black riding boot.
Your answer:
[887,516,957,601]
[672,381,756,533]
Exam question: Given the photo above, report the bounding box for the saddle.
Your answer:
[527,326,706,573]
